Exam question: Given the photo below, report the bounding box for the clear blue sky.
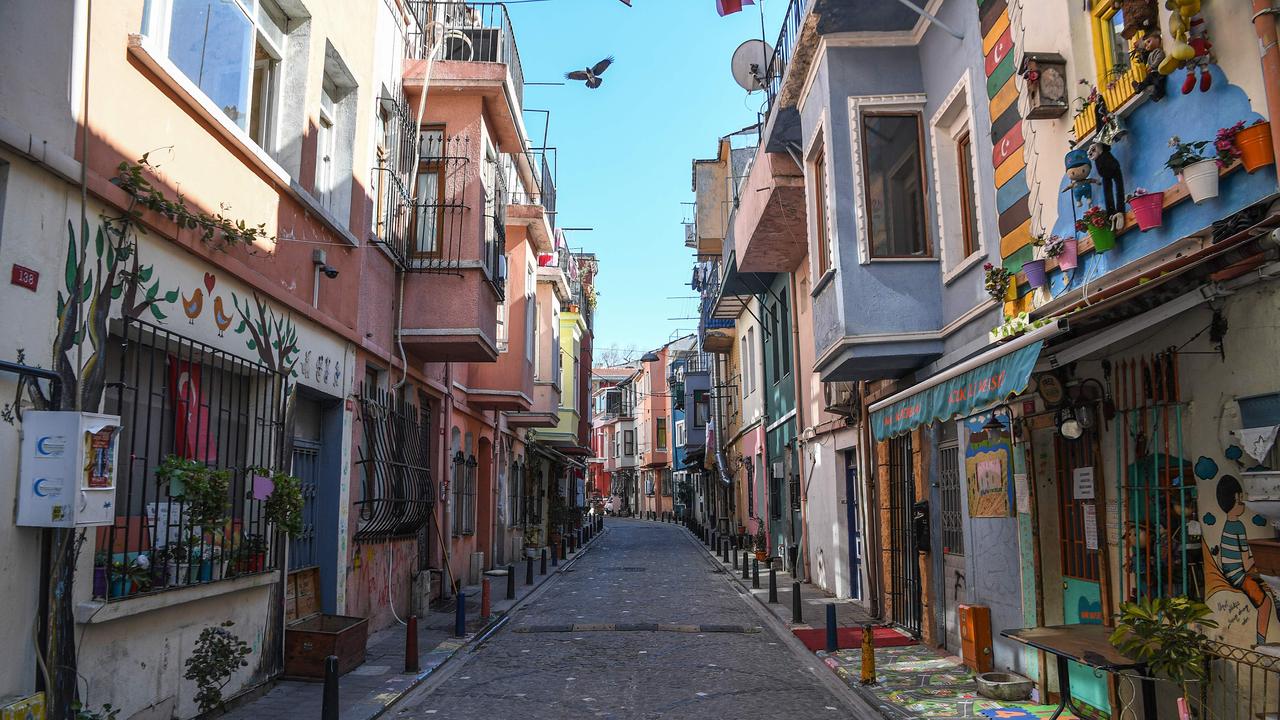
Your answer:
[506,0,785,357]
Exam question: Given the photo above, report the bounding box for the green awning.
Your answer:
[870,339,1046,441]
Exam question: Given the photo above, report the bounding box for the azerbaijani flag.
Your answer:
[717,0,755,16]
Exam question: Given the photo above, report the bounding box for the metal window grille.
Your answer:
[408,2,525,107]
[451,454,464,536]
[355,385,434,540]
[289,438,321,570]
[939,442,964,556]
[1114,351,1200,601]
[408,132,472,275]
[1055,429,1101,582]
[888,434,922,637]
[462,455,477,535]
[508,459,521,526]
[769,462,783,521]
[371,86,419,269]
[746,459,755,519]
[100,319,286,601]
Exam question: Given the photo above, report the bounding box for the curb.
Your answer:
[366,523,609,718]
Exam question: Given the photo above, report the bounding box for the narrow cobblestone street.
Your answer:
[388,519,867,719]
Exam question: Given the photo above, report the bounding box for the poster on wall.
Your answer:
[963,413,1015,517]
[1073,466,1095,499]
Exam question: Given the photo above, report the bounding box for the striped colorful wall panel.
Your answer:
[981,0,1032,280]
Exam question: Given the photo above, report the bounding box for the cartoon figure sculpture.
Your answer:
[1088,142,1125,222]
[1182,17,1213,94]
[1210,475,1278,645]
[1064,147,1097,208]
[1119,0,1160,40]
[1132,32,1167,101]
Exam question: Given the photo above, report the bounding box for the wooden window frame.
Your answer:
[956,131,979,260]
[410,125,447,260]
[860,111,932,259]
[812,142,831,276]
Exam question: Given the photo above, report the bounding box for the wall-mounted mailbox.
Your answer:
[18,412,120,527]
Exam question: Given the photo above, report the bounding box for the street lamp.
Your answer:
[640,351,660,362]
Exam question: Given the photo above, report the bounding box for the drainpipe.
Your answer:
[1252,2,1280,174]
[859,381,884,620]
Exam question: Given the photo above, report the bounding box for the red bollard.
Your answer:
[405,615,420,673]
[481,578,492,619]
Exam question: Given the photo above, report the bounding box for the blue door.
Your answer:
[844,452,861,599]
[289,438,321,570]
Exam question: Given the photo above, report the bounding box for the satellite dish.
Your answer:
[730,39,773,93]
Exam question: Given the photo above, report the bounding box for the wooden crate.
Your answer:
[284,567,369,679]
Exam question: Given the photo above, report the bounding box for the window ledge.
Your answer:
[127,35,358,248]
[866,256,939,263]
[942,250,987,286]
[76,571,278,625]
[811,268,837,297]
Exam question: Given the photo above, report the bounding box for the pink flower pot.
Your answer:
[1128,192,1165,231]
[1057,238,1078,270]
[1022,259,1048,289]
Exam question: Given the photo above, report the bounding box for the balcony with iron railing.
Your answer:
[504,149,556,253]
[406,2,527,153]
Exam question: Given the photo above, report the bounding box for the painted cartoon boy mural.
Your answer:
[1211,474,1277,644]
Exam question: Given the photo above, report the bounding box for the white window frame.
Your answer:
[928,72,988,284]
[847,94,932,265]
[316,86,338,212]
[805,110,835,282]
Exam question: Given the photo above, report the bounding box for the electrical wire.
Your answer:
[387,546,407,626]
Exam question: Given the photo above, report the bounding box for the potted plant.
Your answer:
[1166,136,1219,203]
[1109,596,1218,710]
[243,534,268,573]
[1224,118,1275,173]
[108,560,131,598]
[166,539,189,585]
[983,263,1014,303]
[93,550,109,599]
[182,464,231,532]
[1043,234,1078,271]
[156,454,203,499]
[208,545,224,581]
[1076,205,1117,253]
[1126,188,1165,231]
[1023,236,1049,289]
[129,553,153,593]
[753,527,769,561]
[259,469,304,536]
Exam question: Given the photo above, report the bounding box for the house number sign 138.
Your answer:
[10,264,38,291]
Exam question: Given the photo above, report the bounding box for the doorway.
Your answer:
[844,450,862,600]
[290,391,342,613]
[888,434,922,637]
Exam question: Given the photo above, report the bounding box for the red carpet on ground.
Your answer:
[792,625,918,652]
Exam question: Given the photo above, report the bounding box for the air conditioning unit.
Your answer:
[822,381,859,419]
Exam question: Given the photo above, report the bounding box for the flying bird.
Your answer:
[566,57,613,89]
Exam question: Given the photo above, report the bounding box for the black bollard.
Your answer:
[322,655,339,720]
[506,564,515,600]
[455,591,466,637]
[752,558,760,589]
[732,547,739,570]
[551,543,559,567]
[826,604,838,652]
[525,556,534,586]
[741,552,750,580]
[768,567,778,603]
[540,548,547,575]
[405,615,420,673]
[561,537,568,560]
[791,581,802,624]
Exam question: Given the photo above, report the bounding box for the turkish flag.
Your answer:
[716,0,754,16]
[169,357,216,462]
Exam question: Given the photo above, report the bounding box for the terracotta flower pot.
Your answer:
[1235,121,1275,173]
[1088,225,1116,253]
[1057,238,1079,270]
[1178,159,1220,204]
[1127,191,1165,231]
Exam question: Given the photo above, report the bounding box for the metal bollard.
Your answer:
[405,616,420,673]
[506,564,515,600]
[481,580,492,620]
[752,558,760,589]
[768,567,778,603]
[526,556,534,585]
[741,552,750,580]
[322,655,339,720]
[732,546,739,570]
[540,549,547,575]
[561,537,568,560]
[860,624,877,685]
[791,581,802,624]
[826,605,838,652]
[454,591,466,638]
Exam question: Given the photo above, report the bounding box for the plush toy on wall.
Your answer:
[1132,32,1168,101]
[1065,147,1097,208]
[1119,0,1160,40]
[1182,17,1213,93]
[1088,141,1126,223]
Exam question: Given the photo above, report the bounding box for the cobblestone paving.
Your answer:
[389,518,857,719]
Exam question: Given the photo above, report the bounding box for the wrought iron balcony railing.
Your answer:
[763,0,812,123]
[408,1,526,108]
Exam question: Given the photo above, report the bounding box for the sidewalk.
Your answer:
[220,525,607,720]
[681,520,1079,720]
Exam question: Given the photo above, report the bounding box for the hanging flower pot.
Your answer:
[1178,159,1220,203]
[1088,225,1117,253]
[1127,190,1165,231]
[1235,121,1275,173]
[1077,206,1116,254]
[1056,237,1079,270]
[1022,259,1048,288]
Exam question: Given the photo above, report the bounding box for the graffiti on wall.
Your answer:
[964,413,1015,517]
[1198,455,1278,646]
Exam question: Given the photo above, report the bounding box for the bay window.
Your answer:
[861,112,930,258]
